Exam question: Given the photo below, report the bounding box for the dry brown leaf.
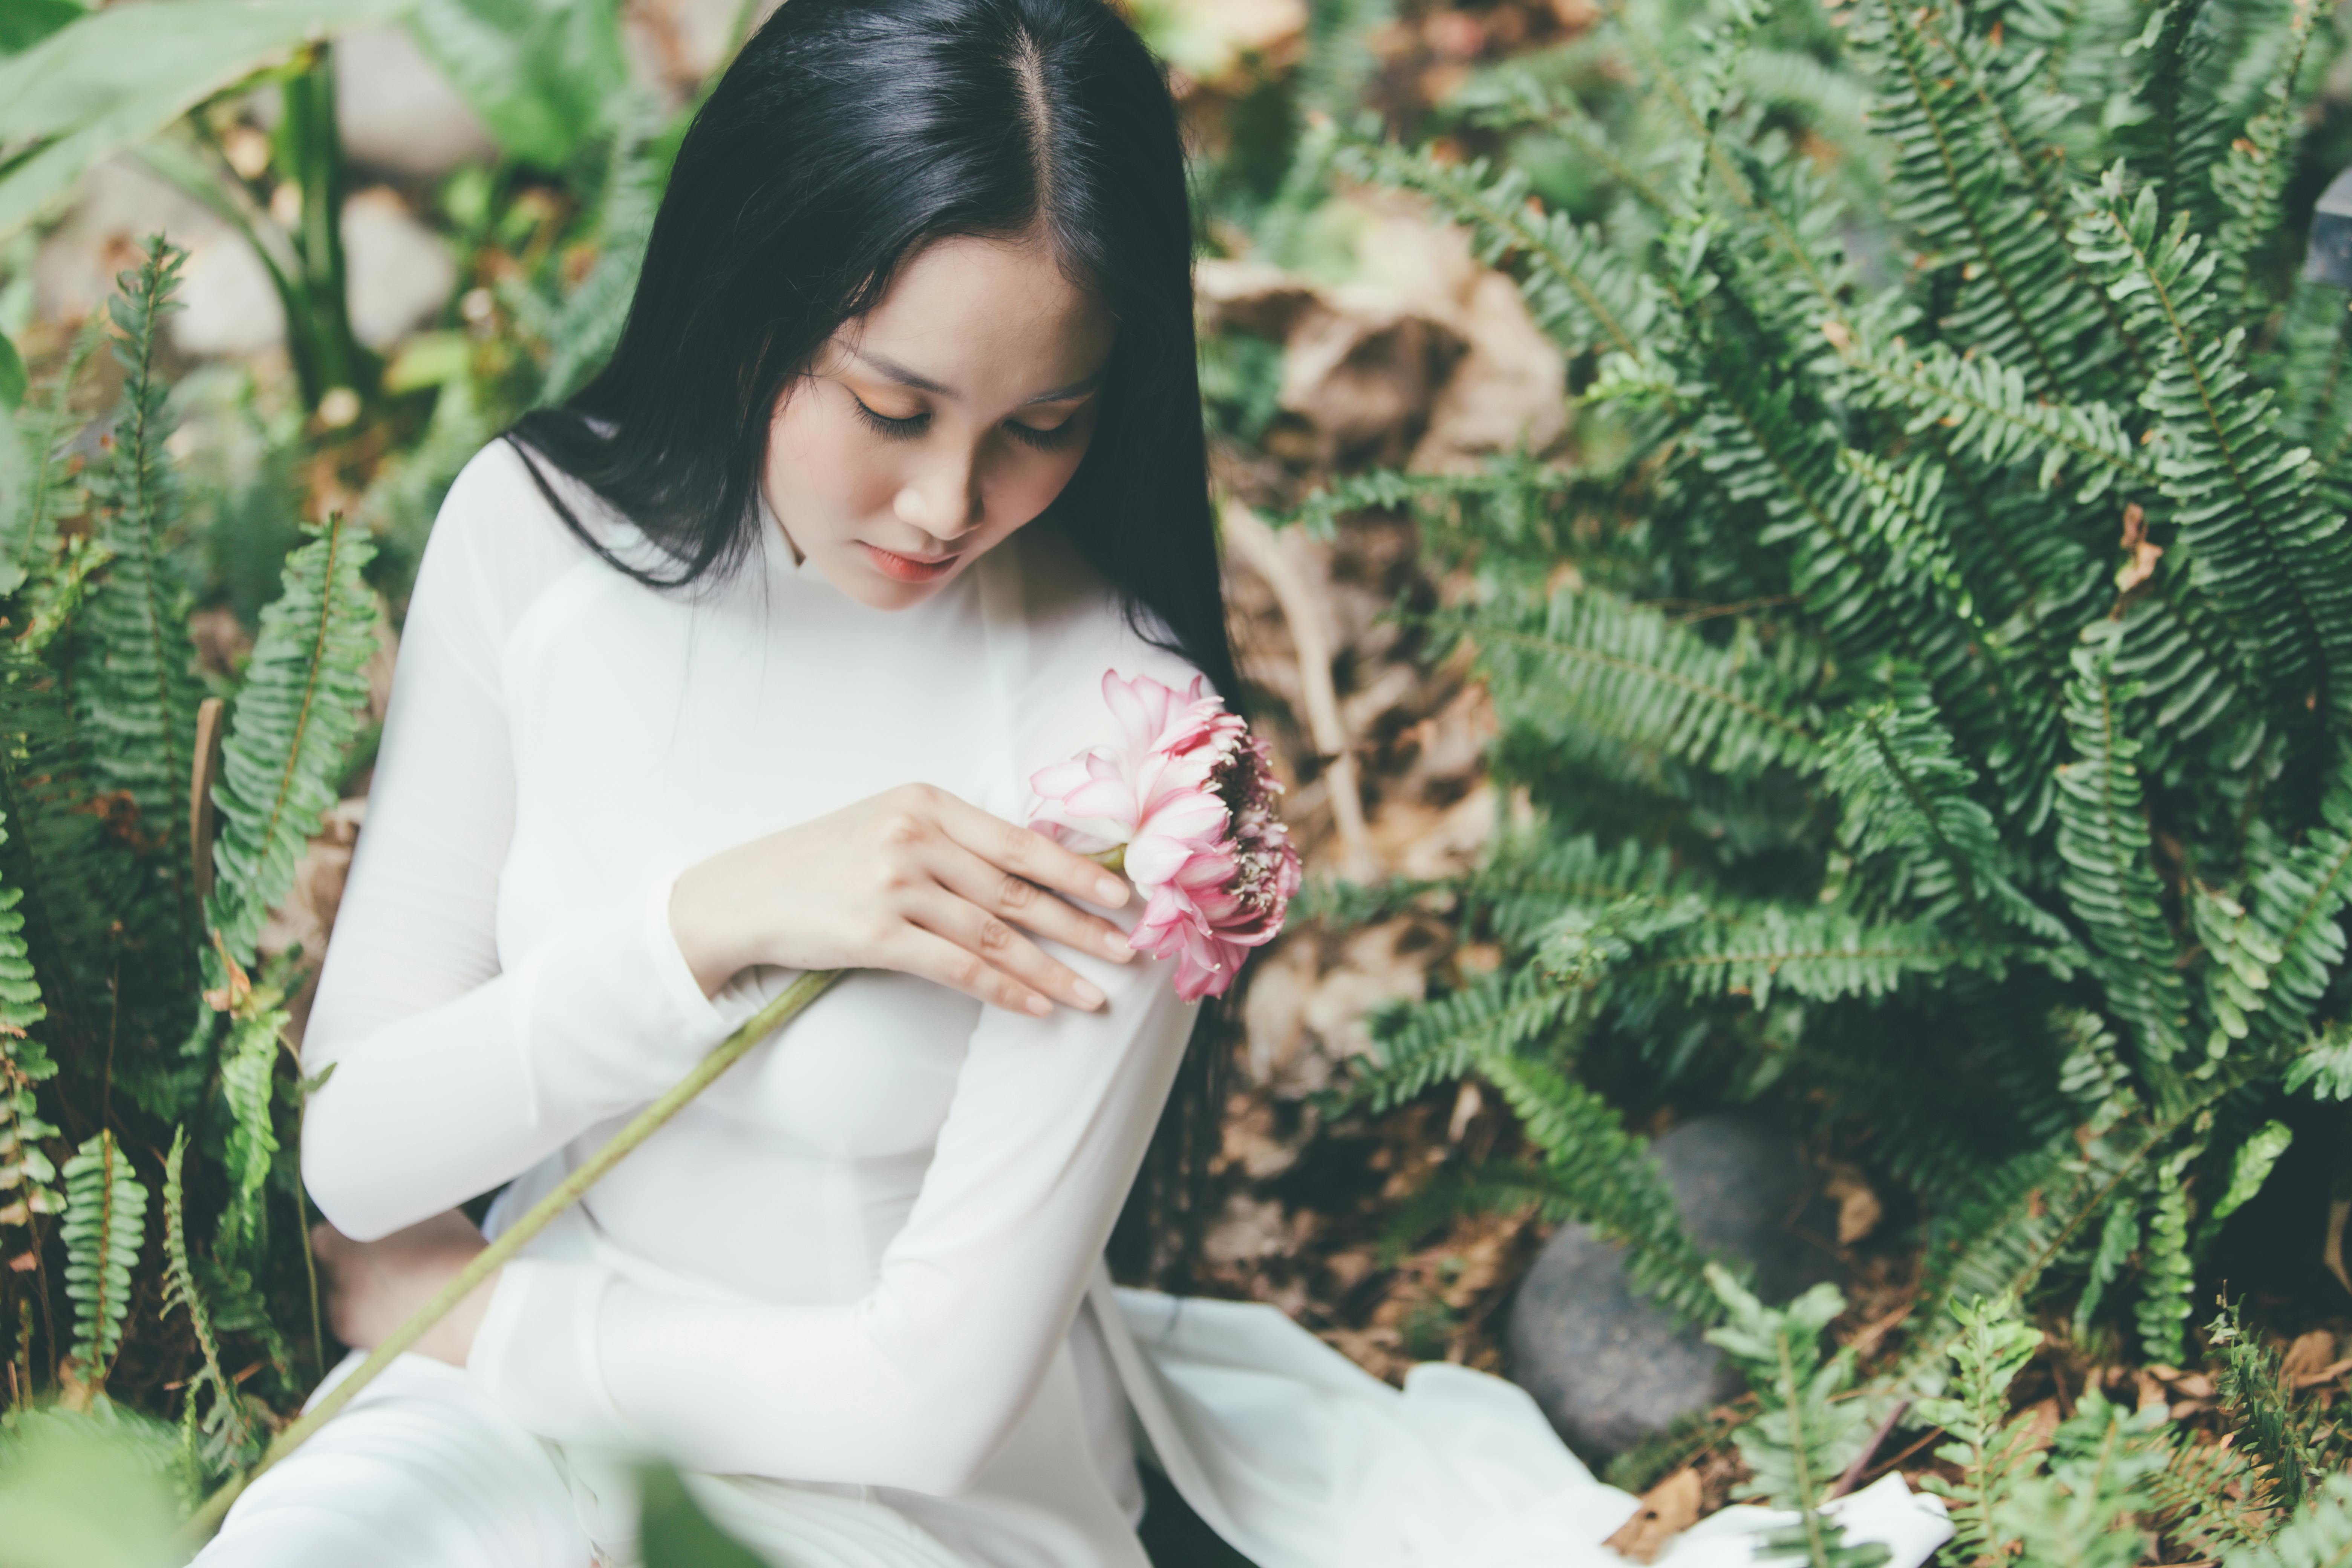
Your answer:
[2280,1330,2338,1386]
[1605,1468,1703,1563]
[1240,937,1317,1088]
[1822,1167,1883,1245]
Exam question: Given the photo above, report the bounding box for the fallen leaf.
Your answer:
[1605,1468,1703,1563]
[2281,1330,2337,1386]
[1823,1167,1883,1245]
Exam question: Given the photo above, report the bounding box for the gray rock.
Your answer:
[334,27,498,179]
[1503,1111,1845,1466]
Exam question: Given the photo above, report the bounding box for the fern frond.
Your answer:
[1633,904,1991,1008]
[1462,587,1822,779]
[1350,963,1583,1112]
[1999,1390,2170,1567]
[1278,458,1573,541]
[2133,1162,2195,1364]
[1458,72,1676,215]
[74,236,204,934]
[2209,1297,2339,1518]
[2190,755,2352,1063]
[2226,1475,2352,1567]
[2055,622,2191,1074]
[1335,135,1661,366]
[1464,828,1695,949]
[2114,546,2266,784]
[2150,1430,2281,1557]
[2207,0,2322,314]
[1821,667,2072,951]
[1482,1052,1721,1323]
[212,1009,283,1263]
[1914,1293,2044,1565]
[541,92,674,406]
[1835,337,2154,503]
[0,312,107,597]
[2282,1018,2352,1100]
[61,1129,147,1384]
[2073,175,2352,729]
[1919,1115,2159,1322]
[160,1127,259,1473]
[1704,1266,1887,1568]
[1852,0,2119,398]
[206,512,378,966]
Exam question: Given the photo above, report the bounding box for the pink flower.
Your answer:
[1029,672,1302,1001]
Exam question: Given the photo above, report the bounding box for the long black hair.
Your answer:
[507,0,1234,1282]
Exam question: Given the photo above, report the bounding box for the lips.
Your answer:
[860,542,962,583]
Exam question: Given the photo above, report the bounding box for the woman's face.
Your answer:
[764,232,1116,610]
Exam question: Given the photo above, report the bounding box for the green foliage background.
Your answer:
[2,0,2352,1560]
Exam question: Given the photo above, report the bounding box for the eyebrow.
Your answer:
[850,348,1104,406]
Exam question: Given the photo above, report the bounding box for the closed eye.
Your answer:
[1004,417,1080,451]
[849,396,929,439]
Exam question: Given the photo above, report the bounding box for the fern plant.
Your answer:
[1308,0,2352,1378]
[0,238,381,1474]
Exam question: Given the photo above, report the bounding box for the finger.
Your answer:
[931,793,1129,910]
[905,886,1109,1011]
[931,839,1135,966]
[885,923,1058,1017]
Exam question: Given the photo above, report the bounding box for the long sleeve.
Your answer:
[469,920,1196,1494]
[300,446,738,1241]
[462,542,1211,1495]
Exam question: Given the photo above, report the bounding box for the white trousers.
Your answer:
[191,1351,593,1568]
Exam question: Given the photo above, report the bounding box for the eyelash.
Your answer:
[848,397,1078,451]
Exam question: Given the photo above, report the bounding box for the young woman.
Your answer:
[195,3,1954,1565]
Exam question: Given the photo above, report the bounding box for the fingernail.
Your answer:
[1073,978,1106,1009]
[1103,929,1132,957]
[1026,994,1053,1017]
[1095,877,1126,904]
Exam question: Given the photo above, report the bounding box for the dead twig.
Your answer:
[1220,499,1378,878]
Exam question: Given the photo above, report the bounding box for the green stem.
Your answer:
[180,967,845,1545]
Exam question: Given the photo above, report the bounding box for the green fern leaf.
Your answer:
[1704,1266,1888,1568]
[2207,0,2323,314]
[2282,1018,2352,1100]
[2055,622,2191,1073]
[60,1128,147,1383]
[1351,963,1583,1113]
[1484,1053,1723,1323]
[2225,1475,2352,1567]
[2000,1390,2170,1567]
[1851,0,2124,398]
[1915,1294,2044,1566]
[2073,175,2352,729]
[213,1009,284,1262]
[2133,1170,2195,1363]
[74,236,204,929]
[207,511,378,965]
[160,1127,260,1473]
[1464,586,1821,781]
[2190,754,2352,1063]
[1336,135,1661,366]
[1821,667,2073,952]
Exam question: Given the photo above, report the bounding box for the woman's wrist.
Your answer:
[668,862,751,998]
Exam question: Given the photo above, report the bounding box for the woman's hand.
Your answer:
[313,1212,499,1367]
[668,782,1136,1014]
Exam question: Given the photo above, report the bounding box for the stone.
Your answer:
[35,163,453,361]
[1503,1110,1847,1466]
[334,26,498,178]
[342,187,458,352]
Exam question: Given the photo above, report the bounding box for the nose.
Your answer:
[892,445,983,542]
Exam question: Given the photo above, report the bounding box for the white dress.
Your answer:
[195,441,1951,1568]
